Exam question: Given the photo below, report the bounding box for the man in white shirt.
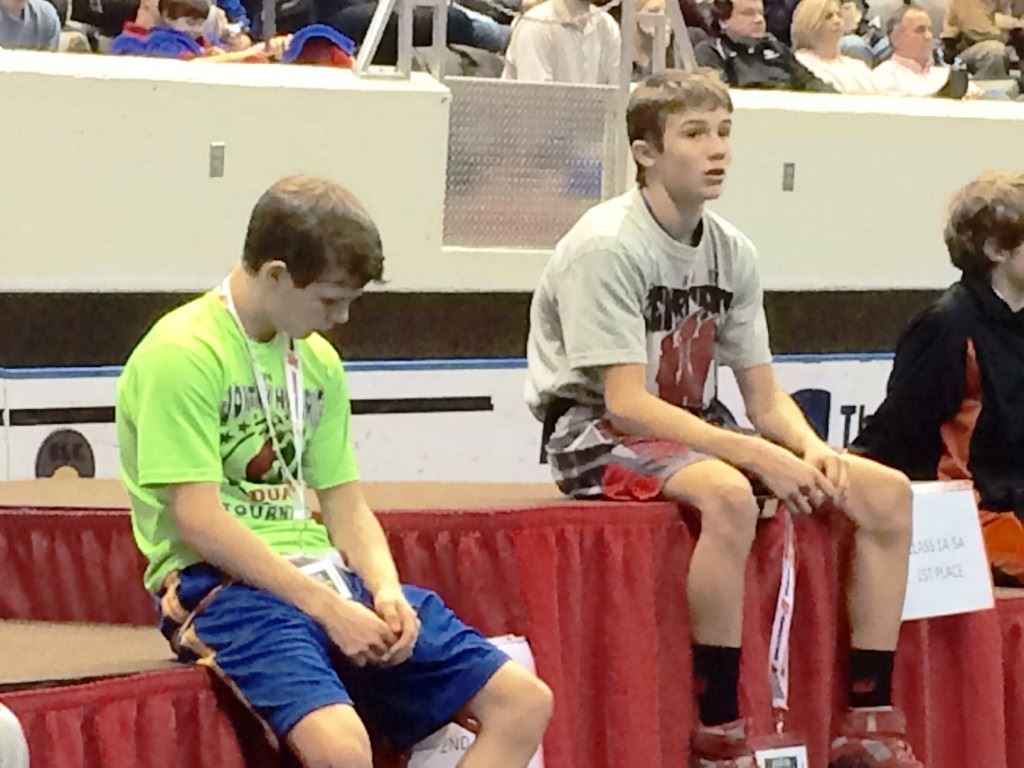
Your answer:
[502,0,621,84]
[873,4,984,97]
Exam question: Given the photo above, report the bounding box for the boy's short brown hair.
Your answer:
[944,172,1024,278]
[243,175,385,288]
[627,69,733,186]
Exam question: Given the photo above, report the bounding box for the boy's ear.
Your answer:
[631,139,658,173]
[983,237,1008,266]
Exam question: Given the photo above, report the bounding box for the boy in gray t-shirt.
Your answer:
[525,70,923,768]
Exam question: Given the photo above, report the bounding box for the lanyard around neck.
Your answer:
[217,277,306,516]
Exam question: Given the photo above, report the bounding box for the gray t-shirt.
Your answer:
[525,188,772,418]
[0,0,60,51]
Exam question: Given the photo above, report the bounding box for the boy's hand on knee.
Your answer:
[374,586,421,666]
[802,442,850,505]
[742,439,837,516]
[312,591,398,666]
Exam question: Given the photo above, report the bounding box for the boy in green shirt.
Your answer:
[117,175,552,767]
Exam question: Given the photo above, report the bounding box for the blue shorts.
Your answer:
[158,563,509,751]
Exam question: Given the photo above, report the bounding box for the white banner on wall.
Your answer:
[0,355,893,483]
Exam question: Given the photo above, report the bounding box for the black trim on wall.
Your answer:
[0,290,943,368]
[6,407,116,426]
[2,397,494,426]
[351,397,494,415]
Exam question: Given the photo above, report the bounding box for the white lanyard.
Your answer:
[217,277,308,520]
[768,507,797,721]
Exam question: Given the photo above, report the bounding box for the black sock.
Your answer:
[848,648,895,709]
[693,644,741,726]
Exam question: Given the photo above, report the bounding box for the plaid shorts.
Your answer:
[545,404,713,500]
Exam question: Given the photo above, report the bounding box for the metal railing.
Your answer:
[347,0,695,246]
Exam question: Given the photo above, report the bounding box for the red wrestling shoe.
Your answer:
[691,718,757,768]
[828,707,924,768]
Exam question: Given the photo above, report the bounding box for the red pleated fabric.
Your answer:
[0,503,1011,768]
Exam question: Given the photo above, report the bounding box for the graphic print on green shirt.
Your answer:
[117,291,360,592]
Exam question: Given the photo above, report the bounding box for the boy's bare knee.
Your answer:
[304,747,372,768]
[665,462,759,549]
[471,662,554,746]
[849,460,913,540]
[293,737,371,768]
[289,705,372,768]
[518,675,554,735]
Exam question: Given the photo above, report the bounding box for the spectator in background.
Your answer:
[0,0,59,50]
[791,0,881,91]
[326,1,509,66]
[112,0,222,56]
[764,0,798,42]
[941,0,1017,78]
[112,0,293,58]
[633,0,671,76]
[837,0,885,62]
[868,0,945,44]
[853,172,1024,587]
[873,5,986,96]
[0,705,29,768]
[632,0,715,76]
[503,0,621,83]
[66,0,143,42]
[695,0,836,90]
[125,0,256,52]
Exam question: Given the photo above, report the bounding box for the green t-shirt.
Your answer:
[116,291,360,593]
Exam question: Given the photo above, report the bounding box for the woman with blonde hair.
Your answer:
[791,0,881,92]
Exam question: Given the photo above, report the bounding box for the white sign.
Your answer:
[754,746,809,768]
[408,635,545,768]
[901,482,994,622]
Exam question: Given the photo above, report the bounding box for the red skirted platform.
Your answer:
[0,501,1012,768]
[998,592,1024,768]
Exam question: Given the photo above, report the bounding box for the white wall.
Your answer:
[450,92,1024,292]
[716,91,1024,291]
[1,54,1022,293]
[0,52,449,292]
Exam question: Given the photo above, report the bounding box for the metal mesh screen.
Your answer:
[443,78,620,249]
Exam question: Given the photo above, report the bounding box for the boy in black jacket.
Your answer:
[855,172,1024,585]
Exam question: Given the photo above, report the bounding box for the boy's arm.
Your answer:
[129,342,394,664]
[301,351,417,664]
[318,481,420,665]
[170,482,398,664]
[603,364,761,463]
[735,364,847,501]
[604,364,834,514]
[169,482,334,614]
[302,353,397,590]
[694,40,730,82]
[318,482,400,596]
[736,364,825,453]
[852,304,968,479]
